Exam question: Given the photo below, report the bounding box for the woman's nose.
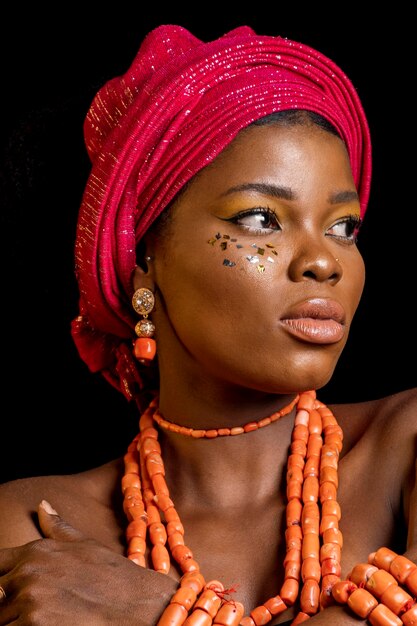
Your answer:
[288,241,342,284]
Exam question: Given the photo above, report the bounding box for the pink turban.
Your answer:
[71,24,372,397]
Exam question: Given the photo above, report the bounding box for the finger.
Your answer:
[37,500,85,542]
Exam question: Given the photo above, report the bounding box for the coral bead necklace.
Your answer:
[121,392,417,626]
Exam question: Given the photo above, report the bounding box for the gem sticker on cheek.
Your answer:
[207,234,277,272]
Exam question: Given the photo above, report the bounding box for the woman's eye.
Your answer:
[226,208,281,233]
[327,215,362,242]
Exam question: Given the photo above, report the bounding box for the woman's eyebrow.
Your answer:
[220,182,295,201]
[329,190,360,204]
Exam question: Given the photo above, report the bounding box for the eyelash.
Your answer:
[224,207,280,234]
[326,215,363,244]
[224,208,362,243]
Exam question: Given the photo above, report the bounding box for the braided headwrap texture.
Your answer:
[71,24,372,397]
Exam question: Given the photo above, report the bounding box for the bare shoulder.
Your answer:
[330,386,417,441]
[0,458,124,549]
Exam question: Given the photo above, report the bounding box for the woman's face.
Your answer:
[143,122,365,393]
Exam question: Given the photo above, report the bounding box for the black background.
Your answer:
[1,8,415,483]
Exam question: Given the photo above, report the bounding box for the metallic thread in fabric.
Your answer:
[71,24,372,394]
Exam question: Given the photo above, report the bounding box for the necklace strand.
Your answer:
[152,394,299,438]
[121,393,417,625]
[122,391,345,624]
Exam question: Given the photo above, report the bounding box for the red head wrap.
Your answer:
[71,24,372,396]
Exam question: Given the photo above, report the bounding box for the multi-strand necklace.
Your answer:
[121,391,417,626]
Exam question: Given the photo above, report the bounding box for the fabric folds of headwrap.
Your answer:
[71,24,372,397]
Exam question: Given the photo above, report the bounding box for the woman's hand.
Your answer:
[0,501,177,625]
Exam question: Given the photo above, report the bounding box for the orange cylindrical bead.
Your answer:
[172,545,194,565]
[284,559,300,580]
[321,558,341,577]
[194,589,222,618]
[300,579,320,615]
[331,580,357,604]
[390,555,417,584]
[347,588,378,618]
[366,569,397,599]
[286,499,302,525]
[180,572,206,594]
[405,568,417,595]
[380,583,413,614]
[213,601,245,626]
[280,578,299,606]
[171,587,198,611]
[183,608,213,626]
[152,544,170,574]
[302,476,319,502]
[240,618,256,626]
[320,542,341,563]
[150,522,168,545]
[290,611,310,624]
[263,596,287,616]
[157,602,188,626]
[319,481,337,502]
[301,533,320,560]
[323,527,343,547]
[349,563,379,586]
[301,557,321,582]
[250,605,272,626]
[371,548,397,571]
[367,603,403,626]
[401,602,417,626]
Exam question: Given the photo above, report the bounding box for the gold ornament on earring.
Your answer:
[131,287,156,364]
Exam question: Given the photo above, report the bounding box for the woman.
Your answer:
[0,24,415,626]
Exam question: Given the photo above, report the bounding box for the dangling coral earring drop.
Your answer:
[132,287,156,364]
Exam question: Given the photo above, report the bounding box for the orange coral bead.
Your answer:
[401,602,417,626]
[239,618,256,626]
[263,596,287,615]
[302,476,319,502]
[300,579,320,615]
[366,569,397,599]
[349,563,378,586]
[183,608,213,626]
[301,557,321,582]
[250,605,272,625]
[367,603,403,626]
[157,602,188,626]
[370,548,397,571]
[331,580,357,604]
[280,578,299,606]
[213,602,245,626]
[180,572,206,594]
[380,583,413,615]
[290,611,310,624]
[134,337,156,363]
[171,587,198,611]
[390,555,417,585]
[301,533,320,560]
[405,568,417,595]
[194,589,222,618]
[152,544,170,574]
[149,522,168,545]
[347,588,378,618]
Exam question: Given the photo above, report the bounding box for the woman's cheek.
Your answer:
[206,230,279,275]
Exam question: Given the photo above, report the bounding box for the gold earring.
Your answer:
[131,287,156,364]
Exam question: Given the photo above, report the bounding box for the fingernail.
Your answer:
[40,499,58,515]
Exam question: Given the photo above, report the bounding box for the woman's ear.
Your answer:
[132,263,155,292]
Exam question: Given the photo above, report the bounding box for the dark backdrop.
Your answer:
[1,8,415,483]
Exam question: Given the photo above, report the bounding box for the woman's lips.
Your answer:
[280,298,346,345]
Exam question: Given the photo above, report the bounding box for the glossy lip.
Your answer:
[279,298,346,345]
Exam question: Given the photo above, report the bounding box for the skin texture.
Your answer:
[0,123,415,626]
